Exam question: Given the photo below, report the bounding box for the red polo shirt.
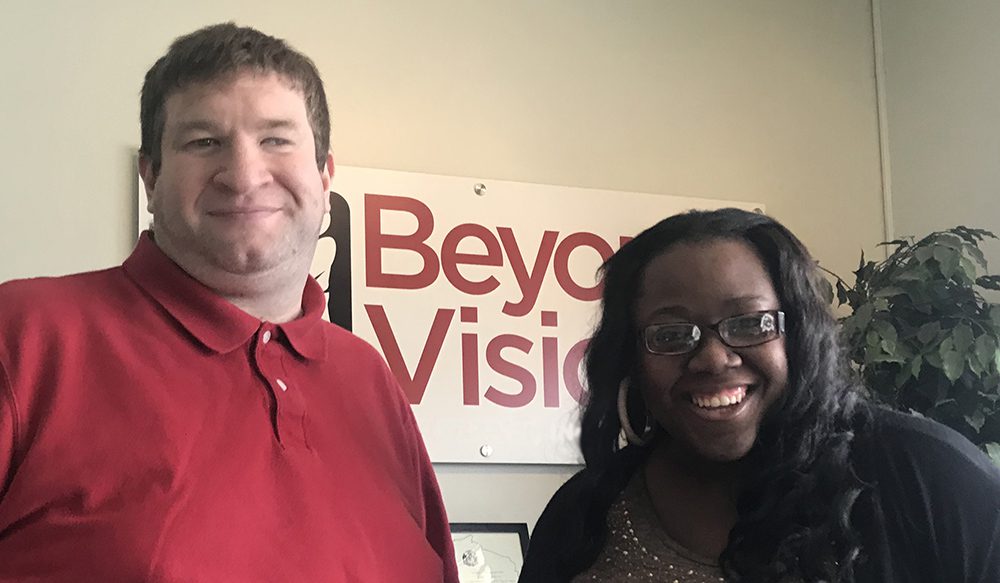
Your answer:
[0,234,459,582]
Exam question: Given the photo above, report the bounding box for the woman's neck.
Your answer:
[642,441,743,560]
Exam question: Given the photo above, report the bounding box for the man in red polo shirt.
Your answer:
[0,23,459,582]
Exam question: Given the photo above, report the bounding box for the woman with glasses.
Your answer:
[519,208,1000,582]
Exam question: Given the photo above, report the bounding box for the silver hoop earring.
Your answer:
[617,378,654,446]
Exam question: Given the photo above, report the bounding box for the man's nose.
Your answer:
[213,139,271,194]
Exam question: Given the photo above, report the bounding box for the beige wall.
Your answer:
[879,0,1000,274]
[0,1,886,529]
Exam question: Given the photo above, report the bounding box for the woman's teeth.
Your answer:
[691,386,747,409]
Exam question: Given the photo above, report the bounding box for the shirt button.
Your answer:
[276,378,288,392]
[262,330,272,344]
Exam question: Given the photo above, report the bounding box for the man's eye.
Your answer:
[262,137,292,146]
[186,138,219,149]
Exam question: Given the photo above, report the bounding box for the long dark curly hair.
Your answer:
[579,208,869,582]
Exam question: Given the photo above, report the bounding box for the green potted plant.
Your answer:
[824,227,1000,464]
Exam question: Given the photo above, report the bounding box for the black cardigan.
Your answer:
[520,407,1000,582]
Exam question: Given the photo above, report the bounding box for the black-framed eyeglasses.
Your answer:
[642,310,785,355]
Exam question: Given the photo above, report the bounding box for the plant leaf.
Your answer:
[836,280,849,305]
[918,322,941,345]
[915,246,934,264]
[956,226,998,241]
[870,353,906,364]
[979,389,1000,404]
[959,257,978,284]
[966,243,988,269]
[934,246,961,279]
[953,226,997,244]
[855,303,875,329]
[936,233,965,250]
[953,324,975,353]
[857,250,866,274]
[872,286,905,298]
[942,350,965,383]
[895,365,912,387]
[966,411,986,432]
[939,337,956,357]
[969,352,985,376]
[873,320,899,344]
[978,335,999,373]
[986,442,1000,467]
[977,276,1000,291]
[866,330,882,351]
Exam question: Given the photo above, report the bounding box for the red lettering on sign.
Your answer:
[460,306,480,406]
[363,194,627,308]
[365,194,438,289]
[441,223,502,295]
[553,232,614,302]
[365,304,452,404]
[365,303,589,407]
[541,311,560,408]
[498,228,559,317]
[562,338,588,403]
[483,335,536,408]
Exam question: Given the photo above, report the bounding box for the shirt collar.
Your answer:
[279,273,328,361]
[122,232,328,361]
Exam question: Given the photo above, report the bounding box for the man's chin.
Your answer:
[189,229,316,277]
[208,247,284,276]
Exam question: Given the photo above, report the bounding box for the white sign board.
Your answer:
[138,166,760,463]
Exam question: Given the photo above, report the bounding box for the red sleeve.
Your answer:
[0,358,17,503]
[398,395,460,583]
[365,344,459,582]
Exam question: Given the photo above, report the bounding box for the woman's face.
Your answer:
[634,238,789,463]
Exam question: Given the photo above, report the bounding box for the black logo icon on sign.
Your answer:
[317,191,352,331]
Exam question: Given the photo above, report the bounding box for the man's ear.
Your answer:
[321,152,335,213]
[138,154,157,213]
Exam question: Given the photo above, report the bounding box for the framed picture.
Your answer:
[450,522,529,583]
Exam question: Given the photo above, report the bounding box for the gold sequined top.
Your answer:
[572,474,726,583]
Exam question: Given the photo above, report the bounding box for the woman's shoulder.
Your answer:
[863,406,993,461]
[520,448,646,583]
[529,460,626,539]
[544,463,611,505]
[538,447,648,517]
[850,406,1000,580]
[854,405,1000,496]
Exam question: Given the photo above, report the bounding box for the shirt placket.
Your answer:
[252,323,307,448]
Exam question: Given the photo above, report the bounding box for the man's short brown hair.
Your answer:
[139,23,330,174]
